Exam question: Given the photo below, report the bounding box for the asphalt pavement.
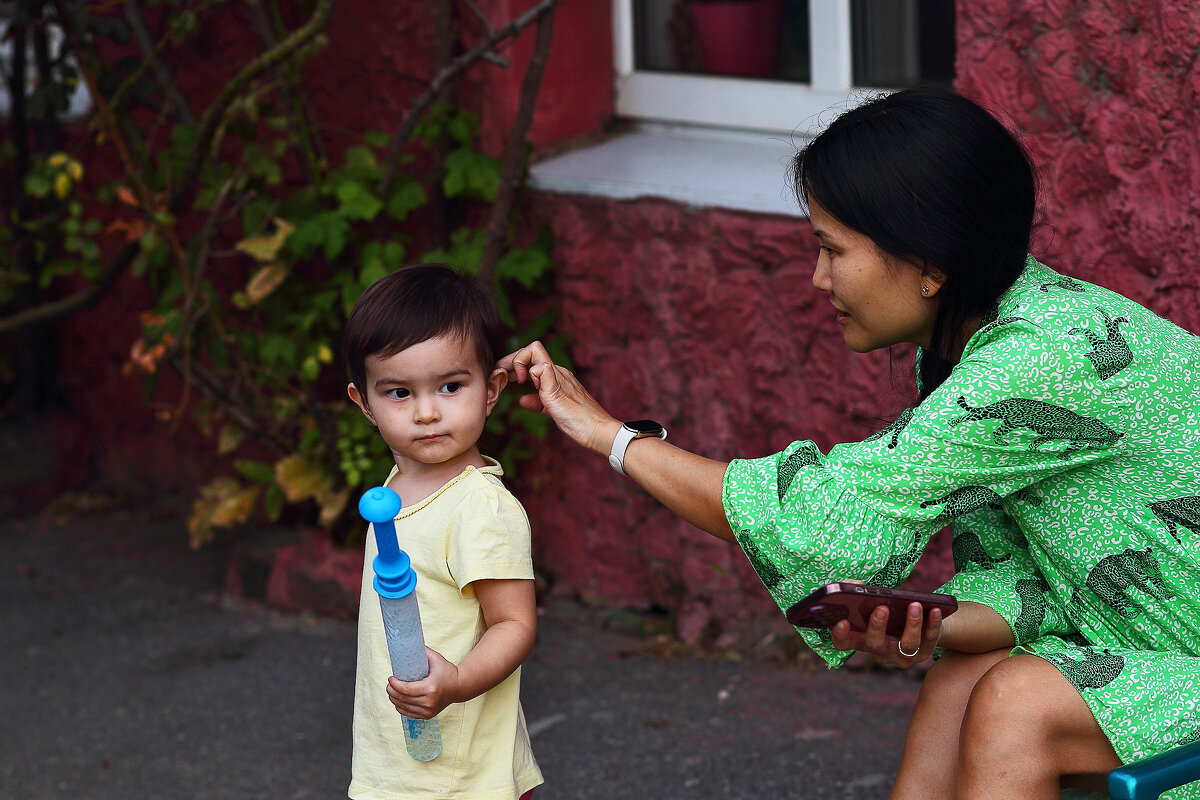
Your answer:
[1,492,923,800]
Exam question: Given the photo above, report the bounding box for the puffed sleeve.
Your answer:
[725,317,1122,666]
[939,505,1076,645]
[445,479,535,593]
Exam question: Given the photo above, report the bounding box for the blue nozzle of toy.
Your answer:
[359,487,416,599]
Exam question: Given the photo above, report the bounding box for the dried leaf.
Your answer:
[242,262,290,305]
[187,478,260,548]
[318,486,351,528]
[274,454,330,503]
[105,218,148,242]
[235,218,295,263]
[116,186,139,207]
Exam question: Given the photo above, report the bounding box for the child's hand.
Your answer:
[386,648,460,719]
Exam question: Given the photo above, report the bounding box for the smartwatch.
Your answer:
[608,419,667,476]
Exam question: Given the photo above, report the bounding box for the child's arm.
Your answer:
[386,578,536,720]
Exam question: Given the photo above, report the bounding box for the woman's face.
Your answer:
[807,197,940,353]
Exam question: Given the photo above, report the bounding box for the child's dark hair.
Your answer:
[343,263,503,401]
[791,86,1037,400]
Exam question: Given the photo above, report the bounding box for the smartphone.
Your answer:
[785,583,958,637]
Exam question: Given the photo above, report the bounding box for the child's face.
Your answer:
[348,334,505,477]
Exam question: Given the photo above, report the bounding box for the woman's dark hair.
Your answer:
[791,86,1037,399]
[343,263,502,403]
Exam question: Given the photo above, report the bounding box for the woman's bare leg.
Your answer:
[890,649,1011,800]
[955,655,1121,800]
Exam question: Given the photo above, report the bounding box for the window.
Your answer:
[529,1,955,214]
[0,20,93,121]
[614,0,954,134]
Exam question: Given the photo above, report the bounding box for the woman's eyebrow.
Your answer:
[812,228,837,243]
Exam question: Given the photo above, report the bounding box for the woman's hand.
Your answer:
[498,340,620,456]
[830,601,944,668]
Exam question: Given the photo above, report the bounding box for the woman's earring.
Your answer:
[921,286,930,295]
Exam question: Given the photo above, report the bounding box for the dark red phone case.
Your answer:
[786,582,958,637]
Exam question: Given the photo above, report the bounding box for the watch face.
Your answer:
[625,419,664,436]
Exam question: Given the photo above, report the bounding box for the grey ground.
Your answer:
[1,494,922,800]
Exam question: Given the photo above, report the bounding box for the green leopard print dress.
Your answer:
[724,258,1200,795]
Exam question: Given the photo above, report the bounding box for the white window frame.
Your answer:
[0,20,93,121]
[613,0,879,135]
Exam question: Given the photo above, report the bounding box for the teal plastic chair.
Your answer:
[1108,739,1200,799]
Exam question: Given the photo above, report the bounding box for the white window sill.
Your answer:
[528,123,807,218]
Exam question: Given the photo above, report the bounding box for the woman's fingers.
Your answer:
[895,605,942,662]
[921,608,943,652]
[829,619,859,651]
[498,340,554,383]
[862,604,892,653]
[895,602,924,657]
[831,602,940,666]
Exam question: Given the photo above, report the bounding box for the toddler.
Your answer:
[344,263,542,799]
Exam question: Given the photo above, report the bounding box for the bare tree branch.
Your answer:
[377,0,556,201]
[124,0,198,126]
[244,0,321,183]
[0,242,139,335]
[477,0,557,288]
[171,0,335,214]
[166,353,291,456]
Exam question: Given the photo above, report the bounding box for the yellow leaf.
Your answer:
[274,454,330,503]
[48,152,68,168]
[53,173,71,199]
[316,344,333,363]
[234,218,295,263]
[67,159,83,181]
[187,478,260,548]
[243,262,289,305]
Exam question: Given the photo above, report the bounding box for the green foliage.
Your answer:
[0,2,562,546]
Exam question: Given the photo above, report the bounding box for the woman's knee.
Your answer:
[959,656,1061,758]
[917,649,1012,711]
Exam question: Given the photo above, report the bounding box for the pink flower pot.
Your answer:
[690,0,786,77]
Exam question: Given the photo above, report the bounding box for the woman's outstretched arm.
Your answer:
[498,341,735,542]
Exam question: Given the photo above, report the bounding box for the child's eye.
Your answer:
[440,382,462,394]
[385,388,410,400]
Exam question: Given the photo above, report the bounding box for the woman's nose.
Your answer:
[812,258,831,292]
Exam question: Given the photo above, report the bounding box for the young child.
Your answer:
[343,263,542,799]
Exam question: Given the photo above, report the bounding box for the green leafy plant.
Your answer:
[0,0,563,546]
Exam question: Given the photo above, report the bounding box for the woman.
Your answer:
[501,87,1200,799]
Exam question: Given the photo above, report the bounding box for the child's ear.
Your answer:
[485,367,508,415]
[347,383,376,425]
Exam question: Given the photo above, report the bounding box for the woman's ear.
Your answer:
[485,368,508,415]
[920,263,948,297]
[347,383,376,425]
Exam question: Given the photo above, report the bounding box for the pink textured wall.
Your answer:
[958,0,1200,317]
[513,0,1200,644]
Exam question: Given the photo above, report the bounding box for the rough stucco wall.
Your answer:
[516,1,1200,644]
[958,0,1200,320]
